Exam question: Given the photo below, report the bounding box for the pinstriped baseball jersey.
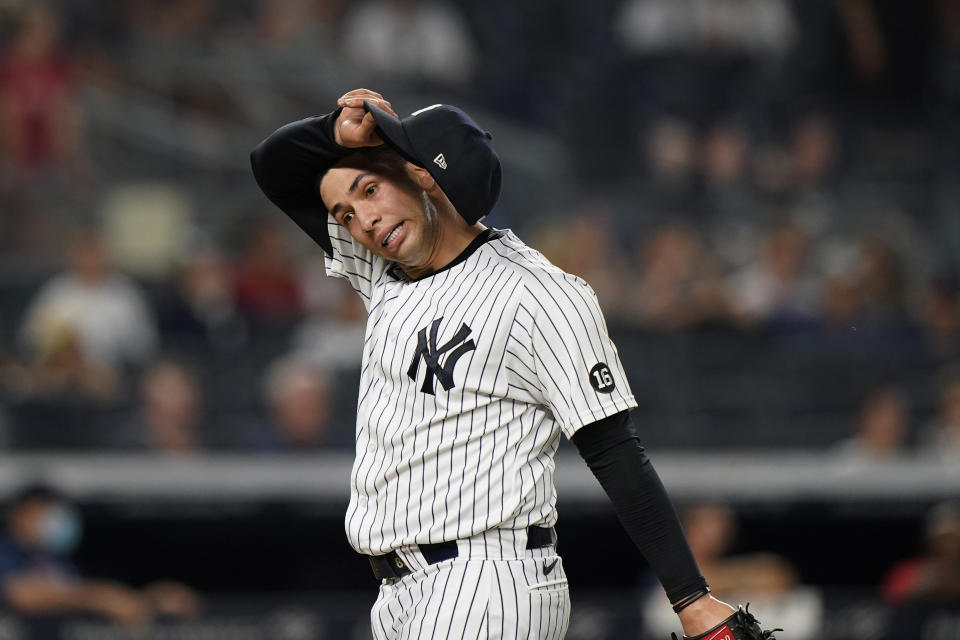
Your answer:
[325,219,637,555]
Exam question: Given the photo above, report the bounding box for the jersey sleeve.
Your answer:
[324,218,384,306]
[512,270,637,438]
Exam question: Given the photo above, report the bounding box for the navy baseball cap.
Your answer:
[363,100,502,226]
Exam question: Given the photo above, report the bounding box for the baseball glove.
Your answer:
[671,604,781,640]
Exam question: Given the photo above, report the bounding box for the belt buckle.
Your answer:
[382,556,403,584]
[369,552,409,582]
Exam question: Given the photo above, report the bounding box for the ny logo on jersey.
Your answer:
[407,318,476,395]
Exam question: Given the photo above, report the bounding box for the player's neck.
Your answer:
[402,208,486,280]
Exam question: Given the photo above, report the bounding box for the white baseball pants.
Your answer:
[369,529,570,640]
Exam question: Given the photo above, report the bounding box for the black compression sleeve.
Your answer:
[249,109,348,255]
[570,411,708,604]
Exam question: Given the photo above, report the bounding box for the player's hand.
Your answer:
[142,580,202,618]
[675,595,736,636]
[90,583,154,629]
[334,89,398,148]
[673,601,780,640]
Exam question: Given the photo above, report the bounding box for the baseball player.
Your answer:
[250,88,779,640]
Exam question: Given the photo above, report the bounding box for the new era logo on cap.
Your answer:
[363,99,502,226]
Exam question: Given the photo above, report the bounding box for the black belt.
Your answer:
[368,526,556,582]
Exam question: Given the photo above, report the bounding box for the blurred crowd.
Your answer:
[0,0,958,455]
[637,497,960,640]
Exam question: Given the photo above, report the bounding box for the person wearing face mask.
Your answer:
[0,484,200,628]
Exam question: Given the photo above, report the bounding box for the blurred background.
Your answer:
[0,0,958,638]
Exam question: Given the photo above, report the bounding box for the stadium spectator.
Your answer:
[812,234,861,326]
[0,321,118,404]
[291,281,365,372]
[341,0,476,88]
[786,113,839,192]
[245,356,349,452]
[157,246,247,354]
[695,118,777,231]
[882,500,960,639]
[110,359,206,454]
[612,0,798,121]
[644,116,697,192]
[120,0,218,98]
[851,239,909,323]
[231,219,305,321]
[533,210,629,317]
[0,483,200,627]
[614,0,797,56]
[895,500,960,602]
[725,221,820,324]
[679,502,798,597]
[917,367,960,464]
[920,277,960,359]
[0,3,89,189]
[701,119,751,191]
[640,502,821,639]
[0,293,120,450]
[209,0,346,128]
[626,221,728,331]
[830,384,909,465]
[18,230,158,373]
[252,0,343,51]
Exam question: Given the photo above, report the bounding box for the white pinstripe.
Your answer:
[326,223,632,638]
[370,551,570,640]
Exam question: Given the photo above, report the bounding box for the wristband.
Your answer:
[672,587,711,613]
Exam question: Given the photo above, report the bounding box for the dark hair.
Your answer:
[7,482,64,513]
[318,146,419,205]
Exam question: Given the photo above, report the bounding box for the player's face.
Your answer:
[321,165,440,272]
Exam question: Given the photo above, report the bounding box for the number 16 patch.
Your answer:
[589,363,615,393]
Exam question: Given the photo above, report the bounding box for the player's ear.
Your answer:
[407,164,436,191]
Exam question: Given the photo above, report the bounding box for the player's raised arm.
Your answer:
[249,88,398,256]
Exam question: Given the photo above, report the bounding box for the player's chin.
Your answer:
[363,234,401,260]
[371,238,405,262]
[381,228,418,261]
